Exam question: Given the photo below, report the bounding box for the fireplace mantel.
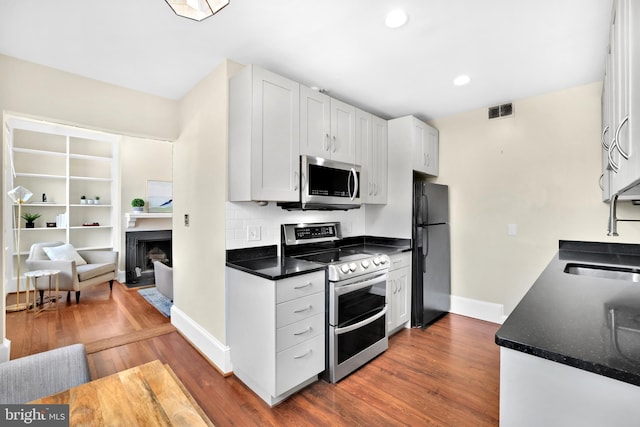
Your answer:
[126,212,172,228]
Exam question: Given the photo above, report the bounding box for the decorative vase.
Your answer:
[80,199,87,205]
[25,222,35,229]
[133,207,144,212]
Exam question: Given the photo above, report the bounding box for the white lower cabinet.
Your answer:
[387,252,411,334]
[228,268,325,406]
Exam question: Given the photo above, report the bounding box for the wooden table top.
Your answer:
[31,360,214,426]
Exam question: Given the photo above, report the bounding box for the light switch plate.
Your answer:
[507,224,517,236]
[247,225,261,241]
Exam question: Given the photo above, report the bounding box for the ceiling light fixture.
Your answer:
[165,0,229,21]
[453,75,471,86]
[385,9,408,29]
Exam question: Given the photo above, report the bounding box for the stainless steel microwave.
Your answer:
[279,155,361,210]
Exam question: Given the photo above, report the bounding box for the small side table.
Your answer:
[25,269,60,313]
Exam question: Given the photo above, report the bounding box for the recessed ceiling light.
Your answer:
[453,75,471,86]
[385,9,408,29]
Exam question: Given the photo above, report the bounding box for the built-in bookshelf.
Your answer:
[3,115,120,292]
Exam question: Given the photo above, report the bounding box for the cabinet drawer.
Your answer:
[276,334,325,396]
[276,271,325,304]
[389,252,410,270]
[276,292,325,328]
[276,312,324,352]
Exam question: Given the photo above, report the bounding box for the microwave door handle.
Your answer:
[348,168,358,201]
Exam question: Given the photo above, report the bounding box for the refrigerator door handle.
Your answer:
[422,227,429,271]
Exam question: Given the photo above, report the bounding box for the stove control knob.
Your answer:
[340,264,350,274]
[361,260,370,269]
[373,257,381,266]
[349,263,357,272]
[380,257,388,265]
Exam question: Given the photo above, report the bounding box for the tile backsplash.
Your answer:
[226,201,366,254]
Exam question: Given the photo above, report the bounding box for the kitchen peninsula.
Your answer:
[496,240,640,426]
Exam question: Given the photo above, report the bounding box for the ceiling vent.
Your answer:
[488,103,513,119]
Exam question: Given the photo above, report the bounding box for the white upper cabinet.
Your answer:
[604,0,640,196]
[300,86,331,159]
[357,108,388,204]
[229,65,300,202]
[300,85,357,164]
[389,115,439,177]
[412,117,439,176]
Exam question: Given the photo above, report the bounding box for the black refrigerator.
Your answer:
[411,179,451,327]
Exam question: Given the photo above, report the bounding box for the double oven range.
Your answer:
[282,222,390,383]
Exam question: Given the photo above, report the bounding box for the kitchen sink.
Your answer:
[564,263,640,282]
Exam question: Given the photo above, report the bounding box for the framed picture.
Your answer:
[147,180,173,213]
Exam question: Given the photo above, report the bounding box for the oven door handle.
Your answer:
[335,306,387,335]
[334,273,388,295]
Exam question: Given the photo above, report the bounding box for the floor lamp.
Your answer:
[7,185,33,312]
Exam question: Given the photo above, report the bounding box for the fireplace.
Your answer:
[125,230,172,286]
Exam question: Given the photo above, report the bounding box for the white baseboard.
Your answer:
[450,295,506,324]
[0,338,11,362]
[170,305,232,374]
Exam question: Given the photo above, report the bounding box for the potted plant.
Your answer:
[131,198,145,212]
[80,195,87,205]
[21,212,41,228]
[95,196,100,205]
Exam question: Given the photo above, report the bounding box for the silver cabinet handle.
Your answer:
[293,349,312,359]
[293,171,299,191]
[602,125,610,150]
[293,282,312,290]
[599,173,604,191]
[324,133,330,151]
[293,305,312,314]
[608,138,619,172]
[425,153,430,166]
[615,116,630,160]
[293,326,312,336]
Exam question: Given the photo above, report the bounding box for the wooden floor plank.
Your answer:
[6,282,500,426]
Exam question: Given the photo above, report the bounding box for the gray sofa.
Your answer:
[26,242,118,304]
[0,344,90,403]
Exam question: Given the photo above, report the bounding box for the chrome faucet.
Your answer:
[608,194,619,236]
[607,193,640,236]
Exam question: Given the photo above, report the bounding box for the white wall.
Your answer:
[226,202,365,251]
[0,54,178,358]
[173,60,239,350]
[119,136,173,272]
[430,82,640,315]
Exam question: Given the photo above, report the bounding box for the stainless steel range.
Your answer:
[282,222,390,383]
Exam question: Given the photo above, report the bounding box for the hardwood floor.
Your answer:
[6,282,500,426]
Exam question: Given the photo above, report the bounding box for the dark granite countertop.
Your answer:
[226,245,325,280]
[496,240,640,386]
[226,237,411,281]
[338,236,412,256]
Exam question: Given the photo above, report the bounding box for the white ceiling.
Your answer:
[0,0,613,121]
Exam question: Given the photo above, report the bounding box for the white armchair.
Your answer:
[153,261,173,301]
[26,242,118,304]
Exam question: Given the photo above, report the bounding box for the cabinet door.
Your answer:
[300,86,331,158]
[251,67,300,201]
[394,267,410,327]
[602,49,614,202]
[330,98,357,164]
[356,109,373,201]
[412,118,439,176]
[371,115,388,204]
